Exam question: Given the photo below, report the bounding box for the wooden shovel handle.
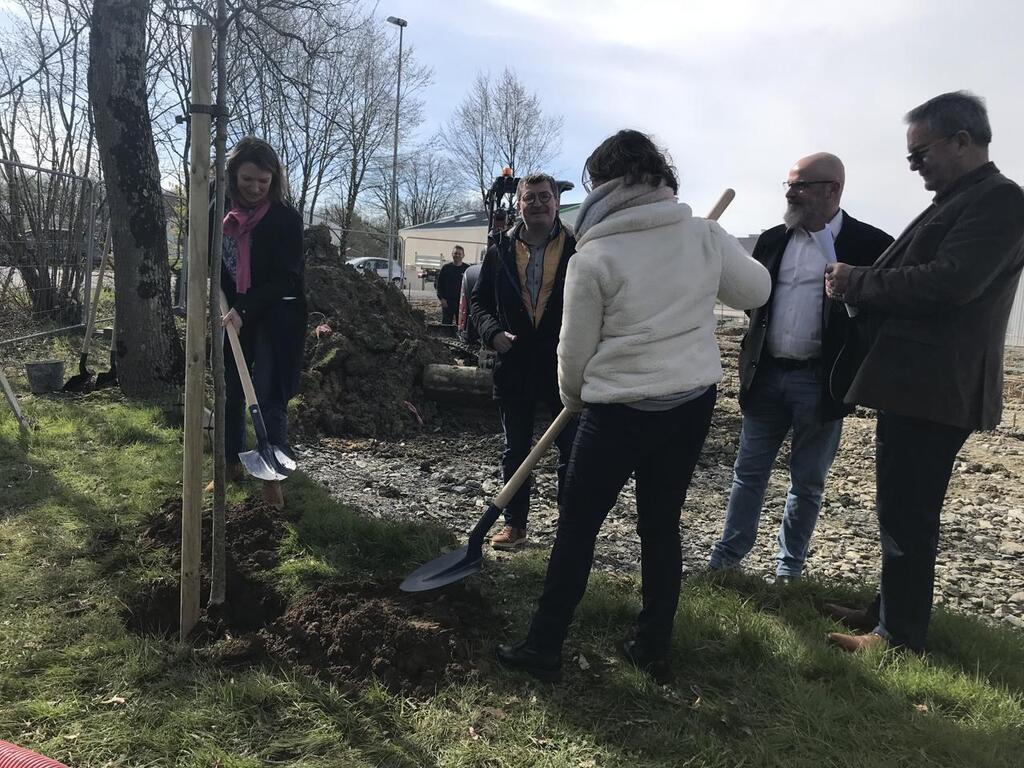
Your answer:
[81,232,112,357]
[706,188,736,222]
[219,291,259,409]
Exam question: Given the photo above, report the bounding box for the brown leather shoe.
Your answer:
[827,631,888,653]
[262,480,284,510]
[204,462,244,492]
[823,602,877,633]
[490,525,527,551]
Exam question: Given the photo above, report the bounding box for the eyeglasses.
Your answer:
[905,135,955,165]
[782,180,837,193]
[520,191,554,205]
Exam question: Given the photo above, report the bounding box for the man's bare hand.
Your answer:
[439,298,448,310]
[492,331,516,353]
[825,262,853,301]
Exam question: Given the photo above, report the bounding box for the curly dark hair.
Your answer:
[226,136,288,204]
[584,129,678,193]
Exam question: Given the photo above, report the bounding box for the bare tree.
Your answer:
[0,0,98,324]
[370,140,461,227]
[89,0,183,396]
[441,72,493,208]
[443,68,563,208]
[331,20,428,263]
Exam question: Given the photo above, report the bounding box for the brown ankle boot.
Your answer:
[262,480,284,510]
[205,462,244,492]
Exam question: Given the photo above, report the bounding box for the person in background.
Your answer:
[471,173,578,552]
[437,245,469,325]
[496,130,771,682]
[217,136,306,510]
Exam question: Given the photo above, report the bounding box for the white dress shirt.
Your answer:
[766,209,843,361]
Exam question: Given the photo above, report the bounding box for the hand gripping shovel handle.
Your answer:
[466,408,576,550]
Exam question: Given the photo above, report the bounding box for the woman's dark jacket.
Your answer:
[220,200,306,325]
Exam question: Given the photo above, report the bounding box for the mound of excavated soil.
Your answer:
[295,227,452,439]
[124,495,496,696]
[264,583,491,696]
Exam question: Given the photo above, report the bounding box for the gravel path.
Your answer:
[297,328,1024,630]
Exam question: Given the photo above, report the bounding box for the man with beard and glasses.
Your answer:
[709,153,893,583]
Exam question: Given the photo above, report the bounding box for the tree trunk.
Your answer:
[88,0,183,397]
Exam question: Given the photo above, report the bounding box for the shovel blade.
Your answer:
[62,372,93,392]
[239,448,287,481]
[272,445,296,474]
[399,545,482,592]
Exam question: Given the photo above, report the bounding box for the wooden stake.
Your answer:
[181,25,212,642]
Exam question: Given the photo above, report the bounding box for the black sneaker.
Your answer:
[621,639,672,684]
[495,641,562,682]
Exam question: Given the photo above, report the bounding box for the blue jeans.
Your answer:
[710,358,842,577]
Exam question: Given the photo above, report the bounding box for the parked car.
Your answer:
[346,256,406,288]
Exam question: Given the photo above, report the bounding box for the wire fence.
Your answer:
[0,159,112,404]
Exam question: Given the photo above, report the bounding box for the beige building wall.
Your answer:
[400,225,489,273]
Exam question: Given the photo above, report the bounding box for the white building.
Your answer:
[398,203,583,278]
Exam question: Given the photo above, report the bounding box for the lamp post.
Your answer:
[386,15,407,285]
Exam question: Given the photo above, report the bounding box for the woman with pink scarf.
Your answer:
[218,137,306,509]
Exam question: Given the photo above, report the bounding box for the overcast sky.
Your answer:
[385,0,1024,237]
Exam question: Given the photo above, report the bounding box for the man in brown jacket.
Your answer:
[823,91,1024,653]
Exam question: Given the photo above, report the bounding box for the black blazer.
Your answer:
[738,211,894,421]
[220,200,306,326]
[844,163,1024,430]
[471,220,575,401]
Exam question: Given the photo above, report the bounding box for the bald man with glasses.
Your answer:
[710,153,893,583]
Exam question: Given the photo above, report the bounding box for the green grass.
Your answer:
[1,392,1023,766]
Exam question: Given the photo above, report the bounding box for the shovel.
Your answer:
[401,188,737,593]
[220,291,290,481]
[93,318,118,389]
[63,234,111,391]
[401,408,575,592]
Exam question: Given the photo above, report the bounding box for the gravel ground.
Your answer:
[297,322,1024,631]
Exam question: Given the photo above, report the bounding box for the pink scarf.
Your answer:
[223,199,271,294]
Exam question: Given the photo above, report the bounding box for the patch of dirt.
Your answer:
[123,496,289,635]
[264,582,494,696]
[125,495,497,696]
[296,227,454,439]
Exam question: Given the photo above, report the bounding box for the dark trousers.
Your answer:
[527,387,717,656]
[497,398,577,528]
[870,411,970,652]
[441,297,458,326]
[225,305,304,461]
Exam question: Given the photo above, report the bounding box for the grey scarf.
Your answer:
[573,178,676,241]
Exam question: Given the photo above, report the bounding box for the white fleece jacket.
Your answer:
[558,199,771,411]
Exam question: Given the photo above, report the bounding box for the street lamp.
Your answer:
[386,15,407,286]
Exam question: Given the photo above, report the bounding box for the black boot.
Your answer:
[621,639,672,684]
[495,641,562,682]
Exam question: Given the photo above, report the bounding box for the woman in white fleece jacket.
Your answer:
[496,130,770,682]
